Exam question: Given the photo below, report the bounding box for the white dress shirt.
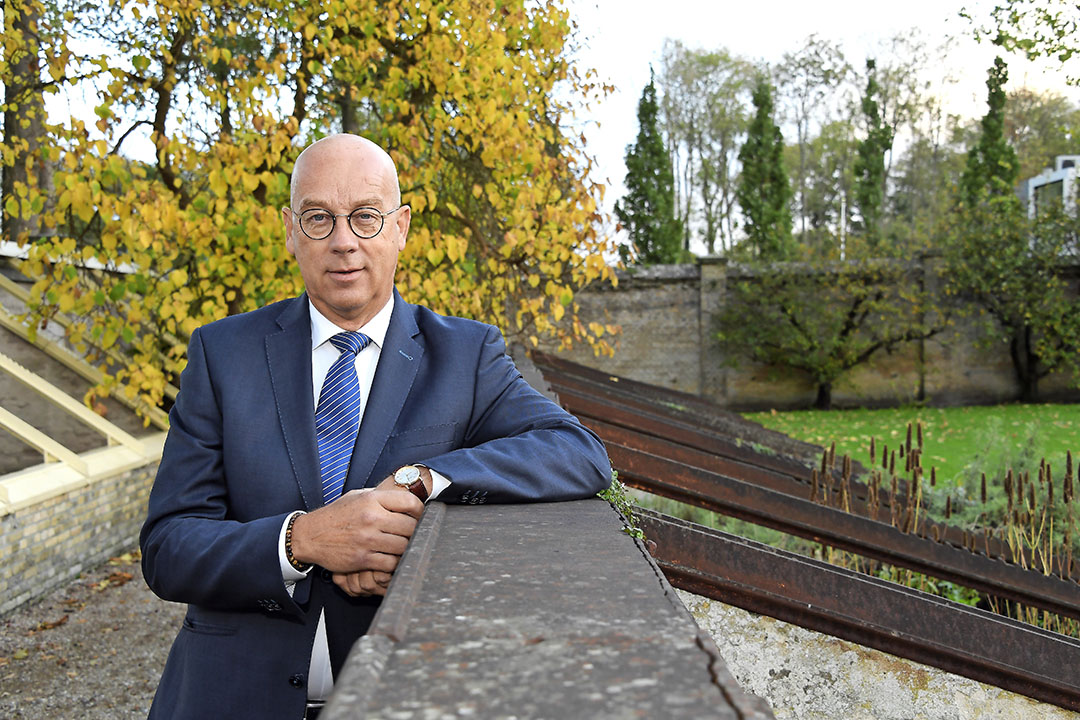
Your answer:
[276,296,448,700]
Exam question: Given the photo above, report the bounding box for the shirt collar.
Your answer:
[308,295,394,351]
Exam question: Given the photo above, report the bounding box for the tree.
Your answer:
[947,57,1080,402]
[5,0,619,418]
[1,0,63,243]
[791,119,858,255]
[944,197,1080,402]
[853,59,894,247]
[976,0,1080,84]
[776,35,851,240]
[616,71,683,264]
[736,76,793,260]
[716,255,944,409]
[658,41,753,255]
[1004,87,1080,179]
[960,57,1020,204]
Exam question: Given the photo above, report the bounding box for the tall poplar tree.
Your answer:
[736,76,792,259]
[853,58,894,247]
[616,71,683,264]
[960,56,1020,203]
[946,56,1080,402]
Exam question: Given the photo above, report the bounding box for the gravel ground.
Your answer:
[0,548,185,719]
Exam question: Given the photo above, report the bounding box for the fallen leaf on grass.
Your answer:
[12,649,28,660]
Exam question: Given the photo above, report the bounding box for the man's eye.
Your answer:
[308,211,332,223]
[353,210,378,222]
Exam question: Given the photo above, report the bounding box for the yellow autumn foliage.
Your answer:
[1,0,618,420]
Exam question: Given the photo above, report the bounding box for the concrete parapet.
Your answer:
[325,499,774,719]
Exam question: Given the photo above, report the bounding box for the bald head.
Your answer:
[283,133,412,330]
[290,134,401,210]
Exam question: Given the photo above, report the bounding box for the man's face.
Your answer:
[283,137,410,330]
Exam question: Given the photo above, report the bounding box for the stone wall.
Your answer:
[678,591,1079,720]
[555,259,1080,410]
[0,463,156,617]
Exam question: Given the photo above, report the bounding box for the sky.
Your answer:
[564,0,1080,240]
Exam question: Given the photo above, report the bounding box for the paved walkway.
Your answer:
[0,548,184,719]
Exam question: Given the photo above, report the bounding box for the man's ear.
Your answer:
[283,207,297,256]
[395,205,411,251]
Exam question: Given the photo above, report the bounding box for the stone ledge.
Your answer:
[324,499,773,719]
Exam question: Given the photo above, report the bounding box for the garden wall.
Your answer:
[554,258,1080,410]
[0,461,158,618]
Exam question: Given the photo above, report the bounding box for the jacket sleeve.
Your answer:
[421,325,612,504]
[140,328,306,613]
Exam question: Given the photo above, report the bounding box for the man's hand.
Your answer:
[290,489,423,575]
[332,569,393,597]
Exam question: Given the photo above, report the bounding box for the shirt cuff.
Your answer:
[279,511,312,587]
[427,468,451,501]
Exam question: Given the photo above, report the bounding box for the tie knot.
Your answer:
[329,331,370,356]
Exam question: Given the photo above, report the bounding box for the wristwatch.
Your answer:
[394,465,429,502]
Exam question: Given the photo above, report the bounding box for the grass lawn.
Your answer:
[743,403,1080,494]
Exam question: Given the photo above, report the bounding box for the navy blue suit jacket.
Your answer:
[140,291,610,719]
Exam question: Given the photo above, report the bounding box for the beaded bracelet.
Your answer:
[285,512,312,572]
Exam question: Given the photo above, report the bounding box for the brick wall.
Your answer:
[553,259,1080,410]
[0,463,157,617]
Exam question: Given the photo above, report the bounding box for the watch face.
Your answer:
[395,466,421,486]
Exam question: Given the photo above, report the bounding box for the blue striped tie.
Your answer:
[316,331,371,504]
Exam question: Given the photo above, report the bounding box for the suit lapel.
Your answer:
[266,295,322,510]
[349,292,423,489]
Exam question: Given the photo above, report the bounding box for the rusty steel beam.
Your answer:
[554,383,817,481]
[549,371,1073,583]
[638,509,1080,712]
[608,441,1080,622]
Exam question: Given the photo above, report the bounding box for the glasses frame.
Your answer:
[290,205,407,240]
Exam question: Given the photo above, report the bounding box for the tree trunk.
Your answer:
[815,381,833,410]
[2,0,50,243]
[339,87,358,135]
[1009,324,1040,403]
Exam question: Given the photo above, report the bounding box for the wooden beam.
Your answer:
[0,351,144,452]
[0,406,88,475]
[0,305,170,429]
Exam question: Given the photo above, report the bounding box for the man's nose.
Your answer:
[327,218,360,252]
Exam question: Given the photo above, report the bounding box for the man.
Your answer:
[140,134,611,719]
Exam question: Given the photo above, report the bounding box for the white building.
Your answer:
[1019,154,1080,216]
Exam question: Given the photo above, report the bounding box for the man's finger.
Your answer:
[373,489,426,518]
[370,533,410,557]
[333,571,387,597]
[379,512,419,539]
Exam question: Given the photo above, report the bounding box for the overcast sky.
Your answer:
[565,0,1080,237]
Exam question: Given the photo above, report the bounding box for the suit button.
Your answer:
[289,674,306,688]
[319,568,333,582]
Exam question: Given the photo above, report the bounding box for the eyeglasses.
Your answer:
[290,205,407,240]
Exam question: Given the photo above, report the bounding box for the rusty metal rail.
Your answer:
[536,353,1077,584]
[606,436,1080,621]
[639,508,1080,712]
[533,350,823,466]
